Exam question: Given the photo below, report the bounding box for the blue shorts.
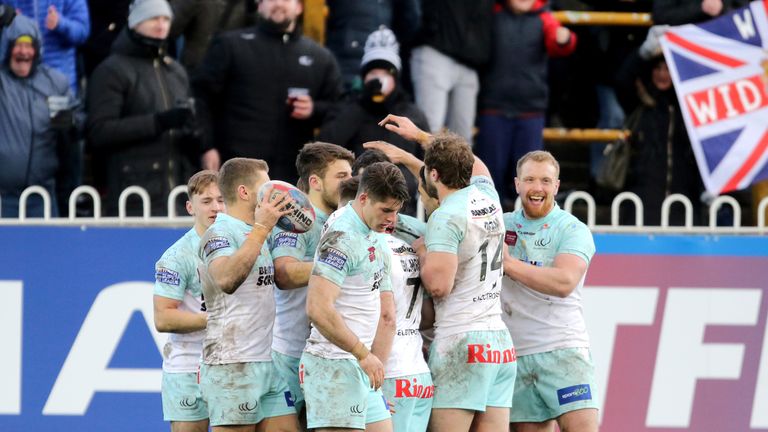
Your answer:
[510,348,599,423]
[429,330,516,411]
[161,371,208,422]
[382,372,433,432]
[300,352,391,429]
[199,362,295,426]
[271,350,304,413]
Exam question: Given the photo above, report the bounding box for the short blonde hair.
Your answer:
[218,158,269,204]
[186,170,218,199]
[516,150,560,178]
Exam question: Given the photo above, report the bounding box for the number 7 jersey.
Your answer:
[425,176,507,339]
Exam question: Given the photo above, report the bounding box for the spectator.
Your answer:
[319,27,428,215]
[7,0,90,94]
[87,0,200,216]
[474,0,576,206]
[193,0,343,182]
[0,13,74,218]
[653,0,749,25]
[168,0,256,72]
[617,38,704,226]
[324,0,419,92]
[410,0,494,142]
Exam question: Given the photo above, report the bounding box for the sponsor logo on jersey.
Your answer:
[505,230,518,246]
[318,247,348,271]
[204,237,230,256]
[395,378,434,399]
[470,203,498,218]
[396,328,420,336]
[298,55,314,66]
[368,246,376,262]
[298,363,305,384]
[473,291,500,302]
[238,401,257,412]
[557,384,592,405]
[179,397,197,409]
[534,237,552,247]
[284,391,295,407]
[467,344,517,364]
[350,404,363,414]
[256,265,274,286]
[155,267,180,286]
[274,231,299,248]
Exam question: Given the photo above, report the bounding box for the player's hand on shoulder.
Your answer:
[254,188,294,229]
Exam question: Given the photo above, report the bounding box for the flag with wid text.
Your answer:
[661,0,768,195]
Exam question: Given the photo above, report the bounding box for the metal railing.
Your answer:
[1,185,767,233]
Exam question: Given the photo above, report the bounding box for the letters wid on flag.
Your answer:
[661,1,768,195]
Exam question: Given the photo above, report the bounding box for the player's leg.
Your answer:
[510,420,556,432]
[428,408,475,432]
[256,362,300,432]
[255,414,300,432]
[470,406,511,432]
[300,353,369,431]
[556,408,598,432]
[171,419,209,432]
[364,391,392,432]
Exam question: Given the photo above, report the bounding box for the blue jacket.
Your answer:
[8,0,90,93]
[0,15,72,195]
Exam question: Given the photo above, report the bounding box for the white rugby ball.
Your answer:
[257,180,316,233]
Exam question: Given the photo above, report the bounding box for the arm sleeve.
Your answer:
[154,254,190,300]
[557,220,596,265]
[201,228,237,264]
[271,229,311,261]
[540,11,576,58]
[312,230,355,286]
[55,0,90,45]
[425,209,464,254]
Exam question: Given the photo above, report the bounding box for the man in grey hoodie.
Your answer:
[0,10,73,218]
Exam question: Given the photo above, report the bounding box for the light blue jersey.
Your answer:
[199,213,276,364]
[502,204,596,355]
[154,228,205,373]
[270,206,329,358]
[304,203,392,359]
[425,176,507,339]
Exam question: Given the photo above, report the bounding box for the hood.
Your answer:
[1,15,41,65]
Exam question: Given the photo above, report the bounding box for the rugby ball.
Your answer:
[257,180,316,233]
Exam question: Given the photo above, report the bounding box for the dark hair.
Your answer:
[358,161,409,204]
[423,132,473,189]
[218,158,268,204]
[295,142,355,192]
[187,170,218,199]
[352,149,391,175]
[338,176,361,206]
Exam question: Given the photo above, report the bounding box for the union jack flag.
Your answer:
[661,0,768,195]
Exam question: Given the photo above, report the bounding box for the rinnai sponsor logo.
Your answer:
[298,363,304,385]
[467,344,517,364]
[394,378,434,399]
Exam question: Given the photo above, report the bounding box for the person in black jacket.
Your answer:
[319,27,428,216]
[87,0,200,217]
[192,0,343,182]
[652,0,750,25]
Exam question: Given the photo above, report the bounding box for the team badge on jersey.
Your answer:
[505,230,518,246]
[155,267,180,285]
[204,236,230,256]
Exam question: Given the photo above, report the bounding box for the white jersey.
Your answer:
[199,213,276,364]
[154,228,205,373]
[270,206,329,358]
[385,235,430,379]
[425,176,507,339]
[502,205,595,356]
[304,203,392,360]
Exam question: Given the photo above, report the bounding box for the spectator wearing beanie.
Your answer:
[319,27,428,216]
[87,0,203,216]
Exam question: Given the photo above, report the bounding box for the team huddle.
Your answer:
[153,115,599,432]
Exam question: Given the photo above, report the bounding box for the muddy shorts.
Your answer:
[299,352,390,429]
[271,350,304,413]
[429,330,516,411]
[510,347,599,423]
[161,371,208,421]
[382,372,433,431]
[199,362,295,426]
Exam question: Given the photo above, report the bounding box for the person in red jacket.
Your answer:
[475,0,576,208]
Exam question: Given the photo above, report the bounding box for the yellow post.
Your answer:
[543,128,630,143]
[551,11,652,26]
[302,0,327,45]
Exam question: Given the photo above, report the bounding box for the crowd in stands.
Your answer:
[0,0,763,225]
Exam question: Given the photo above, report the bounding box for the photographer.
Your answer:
[318,27,428,216]
[87,0,203,216]
[0,11,75,218]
